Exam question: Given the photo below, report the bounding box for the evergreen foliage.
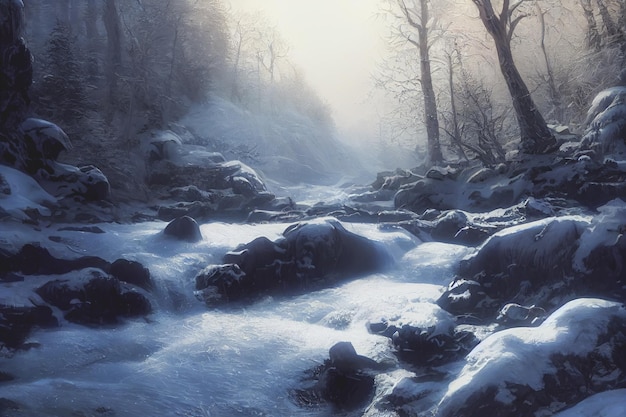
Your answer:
[31,21,88,139]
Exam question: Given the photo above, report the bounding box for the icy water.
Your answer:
[0,218,471,417]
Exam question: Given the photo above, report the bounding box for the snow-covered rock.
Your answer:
[435,298,626,417]
[582,86,626,159]
[194,218,393,305]
[0,164,56,219]
[146,139,276,220]
[438,216,589,318]
[439,203,626,320]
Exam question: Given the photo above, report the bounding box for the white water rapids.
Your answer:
[0,216,472,416]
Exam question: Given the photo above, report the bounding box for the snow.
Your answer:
[0,164,56,219]
[574,198,626,271]
[436,298,626,416]
[552,389,626,417]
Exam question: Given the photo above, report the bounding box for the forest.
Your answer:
[1,1,626,417]
[21,0,340,199]
[16,0,626,183]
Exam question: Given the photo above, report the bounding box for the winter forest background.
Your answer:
[3,1,626,417]
[22,0,626,191]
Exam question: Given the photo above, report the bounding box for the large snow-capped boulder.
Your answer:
[435,298,626,417]
[438,202,626,320]
[438,216,590,318]
[36,269,151,326]
[194,218,393,304]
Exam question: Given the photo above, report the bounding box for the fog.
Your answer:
[228,0,389,144]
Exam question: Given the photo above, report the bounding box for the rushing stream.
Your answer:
[0,217,471,417]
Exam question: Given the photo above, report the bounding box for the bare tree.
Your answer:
[535,3,564,122]
[472,0,556,154]
[396,0,443,164]
[442,45,469,162]
[441,41,509,166]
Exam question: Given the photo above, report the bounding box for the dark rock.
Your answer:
[320,367,375,410]
[0,371,15,382]
[431,210,469,242]
[291,342,379,411]
[329,341,382,373]
[283,219,392,280]
[21,118,72,163]
[194,264,247,304]
[110,259,152,290]
[368,321,478,366]
[496,303,547,327]
[0,304,58,349]
[169,185,215,203]
[11,243,109,276]
[73,164,111,201]
[120,290,152,317]
[0,398,20,414]
[438,217,587,319]
[371,168,420,191]
[163,215,203,242]
[37,270,151,326]
[581,233,626,299]
[436,279,497,321]
[0,172,10,194]
[36,279,83,310]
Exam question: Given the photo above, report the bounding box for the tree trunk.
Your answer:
[446,52,469,161]
[473,0,556,154]
[397,0,443,164]
[417,0,443,164]
[537,5,563,122]
[103,0,122,123]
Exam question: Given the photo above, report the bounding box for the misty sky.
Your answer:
[228,0,388,141]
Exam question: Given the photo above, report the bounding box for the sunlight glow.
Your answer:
[228,0,387,139]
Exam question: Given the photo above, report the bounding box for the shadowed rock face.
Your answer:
[195,218,394,305]
[0,304,57,349]
[1,243,153,343]
[291,342,381,411]
[163,215,203,242]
